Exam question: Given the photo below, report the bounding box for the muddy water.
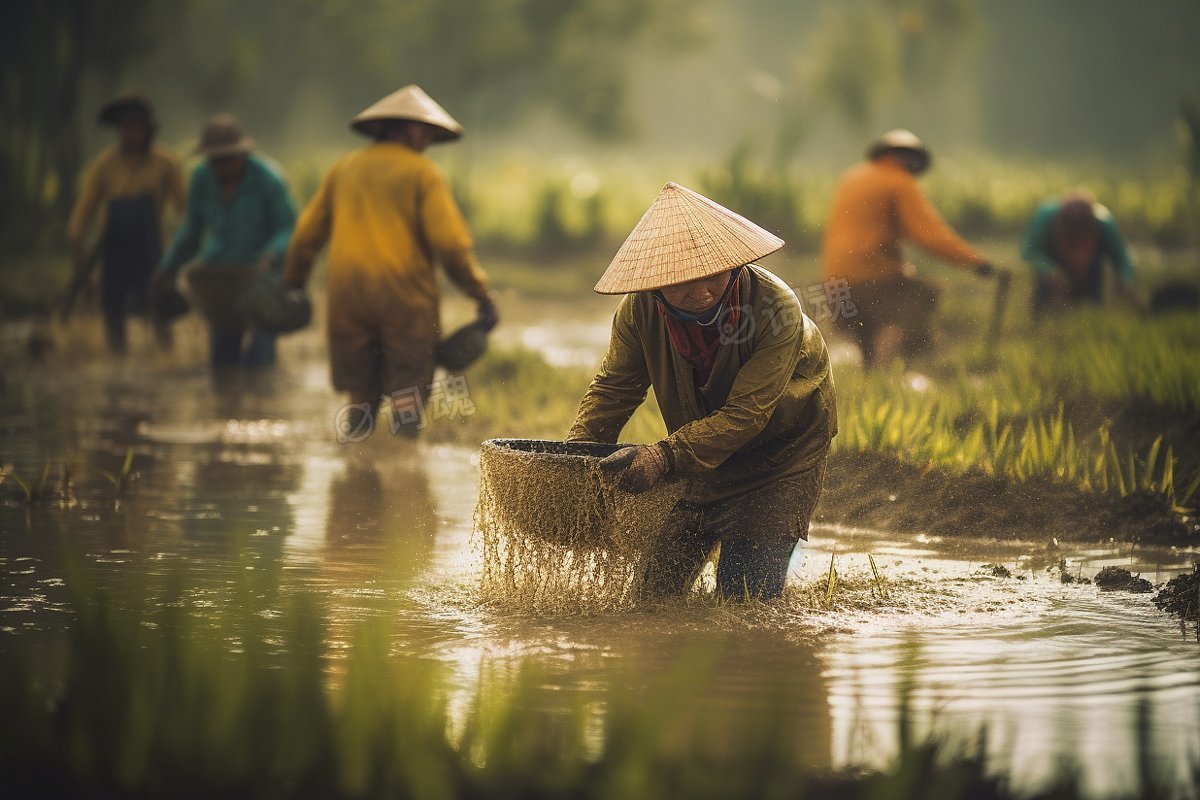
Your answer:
[2,337,1199,797]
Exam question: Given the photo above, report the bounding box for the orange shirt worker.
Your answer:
[821,129,994,368]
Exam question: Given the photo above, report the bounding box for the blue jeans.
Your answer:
[637,455,829,601]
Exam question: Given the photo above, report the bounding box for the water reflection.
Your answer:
[323,457,437,579]
[2,354,1199,796]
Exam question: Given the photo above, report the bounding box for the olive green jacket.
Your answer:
[568,265,837,500]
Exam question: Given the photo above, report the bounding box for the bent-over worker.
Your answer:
[1022,189,1141,317]
[568,182,837,601]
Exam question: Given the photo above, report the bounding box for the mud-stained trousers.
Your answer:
[326,269,439,437]
[638,454,828,601]
[833,276,940,367]
[101,194,165,354]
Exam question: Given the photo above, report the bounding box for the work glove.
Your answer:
[599,443,671,494]
[974,261,995,278]
[477,293,500,331]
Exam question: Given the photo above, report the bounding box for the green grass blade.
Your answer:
[868,554,888,601]
[823,554,837,610]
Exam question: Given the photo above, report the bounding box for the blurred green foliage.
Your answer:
[6,0,1200,267]
[1179,97,1200,185]
[1,566,1192,798]
[0,0,160,254]
[454,153,1200,254]
[428,283,1200,510]
[149,0,709,141]
[0,0,708,259]
[4,150,1195,318]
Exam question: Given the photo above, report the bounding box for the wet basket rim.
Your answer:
[481,438,623,461]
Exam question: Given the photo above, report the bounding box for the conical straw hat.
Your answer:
[351,84,463,142]
[593,182,784,295]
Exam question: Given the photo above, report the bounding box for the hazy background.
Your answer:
[4,0,1200,263]
[65,0,1200,158]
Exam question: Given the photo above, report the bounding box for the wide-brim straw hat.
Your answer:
[194,114,255,158]
[98,92,156,126]
[351,84,463,142]
[867,128,931,173]
[593,182,784,295]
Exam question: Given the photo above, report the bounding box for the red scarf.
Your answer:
[654,271,744,385]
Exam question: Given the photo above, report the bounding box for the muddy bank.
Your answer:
[817,450,1198,545]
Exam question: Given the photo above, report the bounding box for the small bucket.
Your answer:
[435,319,490,371]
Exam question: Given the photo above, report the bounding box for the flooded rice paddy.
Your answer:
[2,314,1199,798]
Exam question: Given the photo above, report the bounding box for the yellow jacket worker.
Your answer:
[67,93,186,354]
[284,85,497,438]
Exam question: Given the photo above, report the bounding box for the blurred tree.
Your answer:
[145,0,708,142]
[2,0,707,258]
[1180,98,1200,184]
[806,7,899,134]
[883,0,976,93]
[775,0,977,158]
[0,0,159,255]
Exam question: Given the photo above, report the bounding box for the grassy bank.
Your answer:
[444,307,1200,498]
[2,571,1194,800]
[422,281,1200,544]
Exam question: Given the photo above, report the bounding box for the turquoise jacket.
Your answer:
[1021,199,1135,283]
[160,154,296,276]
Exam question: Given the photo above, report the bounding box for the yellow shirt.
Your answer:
[67,146,186,245]
[285,142,489,307]
[821,157,983,283]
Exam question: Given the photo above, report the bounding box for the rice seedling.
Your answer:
[8,462,50,504]
[97,447,137,498]
[448,307,1196,512]
[868,554,889,601]
[823,553,839,610]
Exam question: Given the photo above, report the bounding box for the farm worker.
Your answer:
[284,85,498,438]
[821,129,996,368]
[67,93,186,354]
[154,115,297,390]
[568,182,837,601]
[1022,189,1141,317]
